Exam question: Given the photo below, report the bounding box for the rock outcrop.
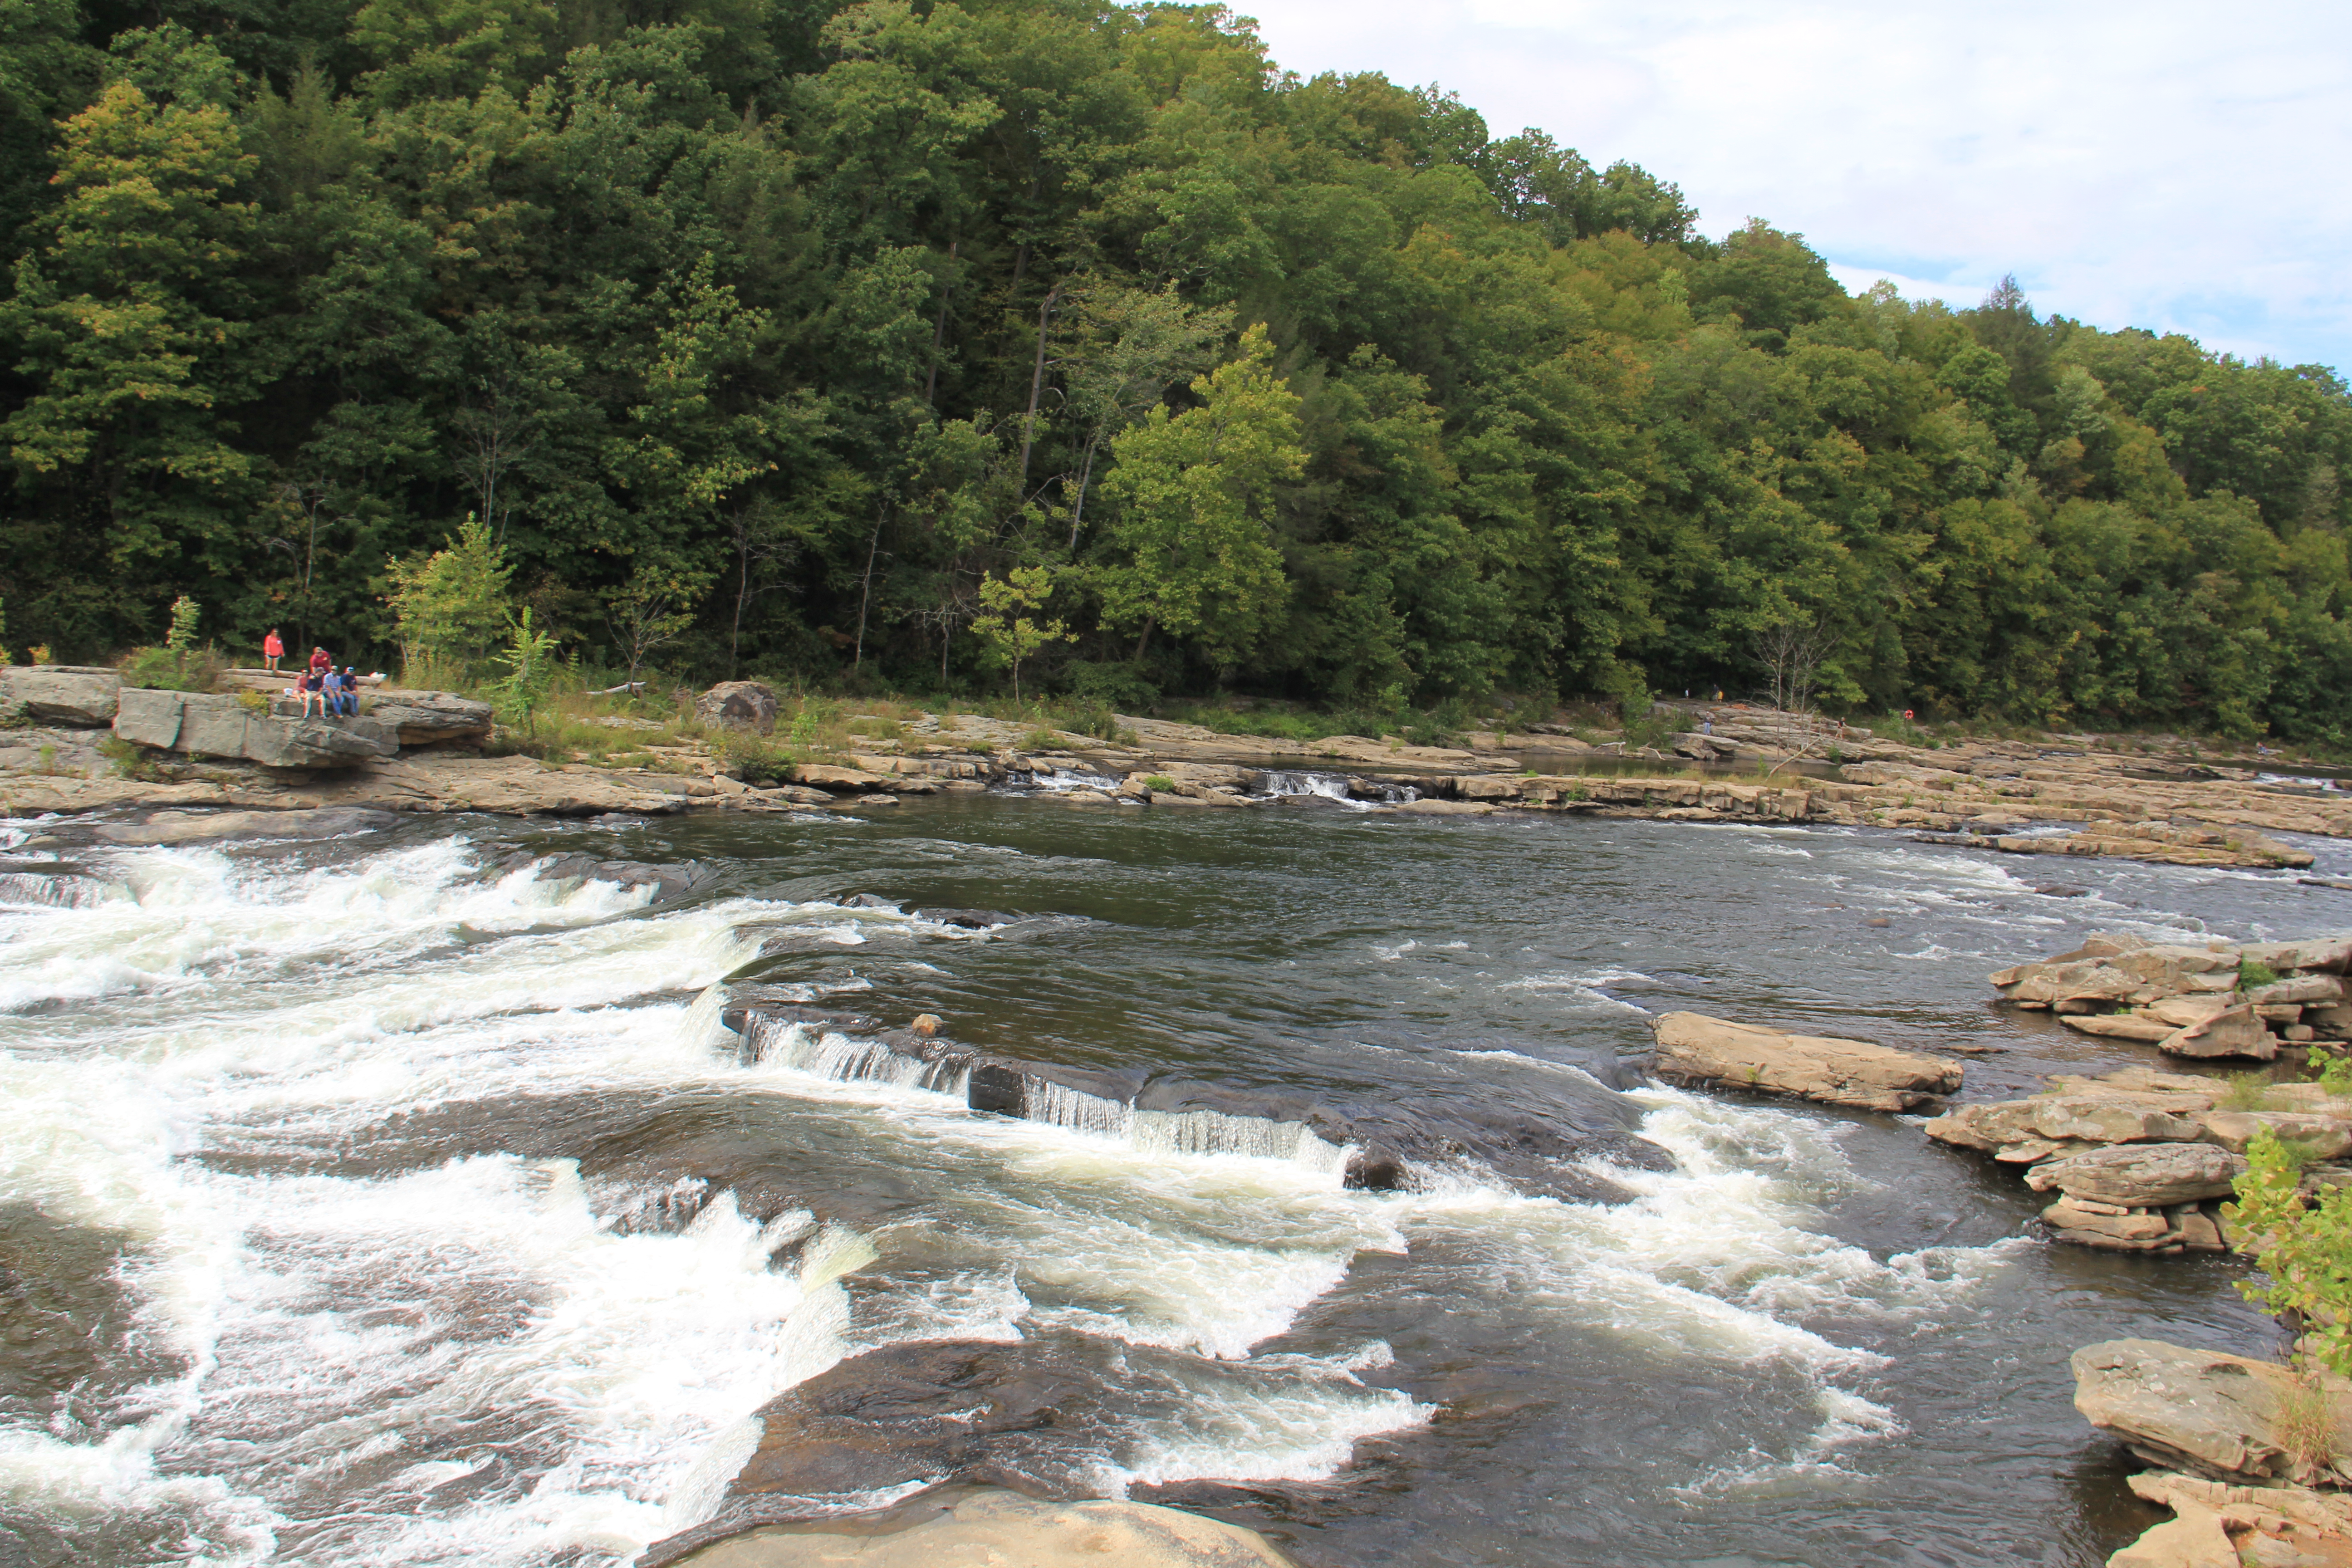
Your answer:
[1992,932,2352,1061]
[492,849,718,903]
[2073,1339,2352,1487]
[0,665,121,726]
[359,688,495,745]
[2109,1471,2352,1568]
[1648,1010,1963,1112]
[2023,1142,2249,1208]
[114,688,399,769]
[697,681,778,734]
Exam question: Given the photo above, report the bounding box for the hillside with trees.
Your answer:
[3,0,2349,738]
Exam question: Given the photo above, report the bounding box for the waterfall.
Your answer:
[1023,1076,1136,1134]
[0,871,125,908]
[1130,1108,1354,1178]
[745,1018,936,1090]
[1255,772,1419,807]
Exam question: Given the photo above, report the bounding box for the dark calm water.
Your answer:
[5,793,2341,1568]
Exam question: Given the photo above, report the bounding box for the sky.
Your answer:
[1234,0,2352,376]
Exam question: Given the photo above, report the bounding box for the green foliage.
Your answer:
[96,735,153,779]
[0,0,2345,742]
[2243,959,2284,991]
[2319,1052,2352,1100]
[387,516,512,676]
[122,642,221,691]
[1143,774,1176,792]
[165,595,199,653]
[2221,1071,2286,1112]
[488,606,557,725]
[710,727,795,784]
[970,566,1073,702]
[2227,1128,2352,1377]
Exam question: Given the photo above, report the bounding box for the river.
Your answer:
[3,791,2340,1568]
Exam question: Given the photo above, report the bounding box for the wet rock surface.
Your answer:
[722,997,1670,1202]
[491,848,719,903]
[88,806,402,846]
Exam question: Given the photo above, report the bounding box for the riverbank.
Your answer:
[2,671,2343,871]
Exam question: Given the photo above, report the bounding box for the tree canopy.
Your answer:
[5,0,2348,738]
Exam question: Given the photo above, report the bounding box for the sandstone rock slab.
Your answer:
[1651,1011,1962,1112]
[2024,1143,2248,1206]
[114,690,398,769]
[2073,1338,2352,1485]
[362,689,495,745]
[2195,1111,2352,1159]
[90,807,401,845]
[0,666,120,726]
[2161,1005,2279,1061]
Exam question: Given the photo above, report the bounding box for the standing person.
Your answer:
[263,628,284,673]
[309,646,330,680]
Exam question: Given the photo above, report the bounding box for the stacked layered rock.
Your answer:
[1993,932,2352,1062]
[1925,1066,2352,1254]
[2073,1339,2352,1567]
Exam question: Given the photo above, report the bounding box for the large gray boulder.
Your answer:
[358,689,494,745]
[1923,1095,2202,1157]
[0,666,121,726]
[1649,1011,1962,1112]
[2023,1142,2247,1206]
[2073,1338,2352,1486]
[657,1488,1298,1568]
[696,680,778,734]
[114,689,398,768]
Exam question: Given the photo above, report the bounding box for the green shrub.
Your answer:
[2222,1072,2285,1112]
[2242,959,2283,991]
[711,727,796,784]
[1144,774,1176,792]
[2227,1127,2352,1376]
[1021,728,1063,751]
[121,643,224,692]
[97,735,154,779]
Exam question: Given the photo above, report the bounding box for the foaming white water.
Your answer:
[0,833,1441,1563]
[1114,1346,1430,1491]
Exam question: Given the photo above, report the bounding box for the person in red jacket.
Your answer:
[262,628,284,672]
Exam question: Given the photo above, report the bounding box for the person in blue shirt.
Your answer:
[337,667,360,716]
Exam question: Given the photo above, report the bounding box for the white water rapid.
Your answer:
[0,821,2024,1568]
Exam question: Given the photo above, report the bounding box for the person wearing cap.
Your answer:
[336,667,361,716]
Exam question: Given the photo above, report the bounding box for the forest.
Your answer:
[2,0,2349,738]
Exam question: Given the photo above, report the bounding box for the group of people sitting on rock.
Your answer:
[265,631,363,719]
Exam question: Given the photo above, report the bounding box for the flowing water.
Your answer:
[2,796,2340,1568]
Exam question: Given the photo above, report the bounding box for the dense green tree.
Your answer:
[0,0,2344,740]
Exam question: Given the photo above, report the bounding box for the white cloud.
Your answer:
[1235,0,2352,373]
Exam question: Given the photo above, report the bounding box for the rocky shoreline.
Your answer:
[2,667,2343,871]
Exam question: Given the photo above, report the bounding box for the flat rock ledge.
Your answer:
[1648,1010,1963,1112]
[652,1487,1298,1568]
[1992,931,2352,1062]
[2110,1470,2352,1568]
[2074,1339,2352,1489]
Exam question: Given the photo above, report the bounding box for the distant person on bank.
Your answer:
[263,629,284,672]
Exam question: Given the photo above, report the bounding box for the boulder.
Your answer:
[361,689,495,745]
[2195,1111,2352,1160]
[1923,1096,2201,1154]
[2044,1068,2231,1111]
[2250,975,2349,1007]
[0,666,120,726]
[2072,1338,2352,1485]
[651,1487,1299,1568]
[114,689,399,769]
[2147,995,2239,1028]
[2159,1005,2278,1061]
[696,681,778,734]
[2024,1143,2248,1207]
[1649,1011,1962,1112]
